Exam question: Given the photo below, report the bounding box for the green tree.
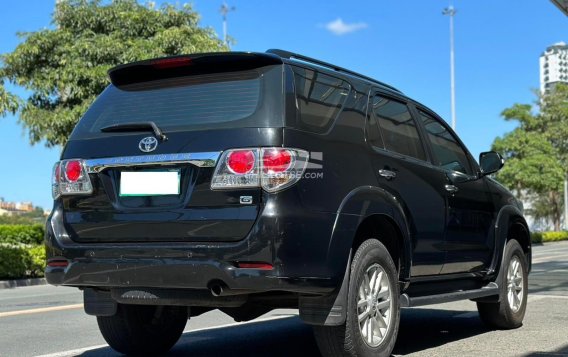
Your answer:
[492,84,568,231]
[0,0,227,147]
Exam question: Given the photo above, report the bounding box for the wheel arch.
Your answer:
[490,205,532,278]
[300,186,412,326]
[329,186,412,282]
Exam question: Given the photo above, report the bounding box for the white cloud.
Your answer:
[323,18,368,36]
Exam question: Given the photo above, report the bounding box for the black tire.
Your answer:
[477,239,528,329]
[314,239,400,357]
[97,304,188,356]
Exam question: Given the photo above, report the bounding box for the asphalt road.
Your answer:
[1,241,568,357]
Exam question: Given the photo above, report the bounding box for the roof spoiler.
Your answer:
[108,52,282,87]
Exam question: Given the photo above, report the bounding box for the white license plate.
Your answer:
[120,171,180,196]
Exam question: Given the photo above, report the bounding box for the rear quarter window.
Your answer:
[292,66,350,133]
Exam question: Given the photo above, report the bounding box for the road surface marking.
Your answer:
[529,294,568,301]
[0,303,83,318]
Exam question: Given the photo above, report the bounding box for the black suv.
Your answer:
[46,50,531,357]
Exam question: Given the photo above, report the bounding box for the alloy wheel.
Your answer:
[507,255,524,313]
[357,263,393,347]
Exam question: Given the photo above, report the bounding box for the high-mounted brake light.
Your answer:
[211,147,309,192]
[151,57,193,69]
[52,159,93,199]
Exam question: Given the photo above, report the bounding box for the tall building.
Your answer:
[551,0,568,16]
[540,42,568,93]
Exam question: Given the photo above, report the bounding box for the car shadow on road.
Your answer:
[79,316,320,357]
[522,344,568,356]
[394,307,491,355]
[77,308,490,357]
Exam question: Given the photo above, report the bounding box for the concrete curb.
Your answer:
[0,278,46,289]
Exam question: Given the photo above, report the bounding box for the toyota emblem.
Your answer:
[139,136,158,153]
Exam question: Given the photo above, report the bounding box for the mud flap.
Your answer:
[299,250,351,326]
[84,288,117,316]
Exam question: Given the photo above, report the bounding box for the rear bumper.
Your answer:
[45,193,341,295]
[45,258,333,294]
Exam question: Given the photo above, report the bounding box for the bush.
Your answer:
[0,243,46,280]
[0,244,32,280]
[531,231,568,244]
[0,224,45,245]
[531,232,543,244]
[0,215,45,225]
[542,231,568,242]
[28,245,46,278]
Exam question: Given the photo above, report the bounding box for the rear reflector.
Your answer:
[47,259,69,268]
[235,262,274,270]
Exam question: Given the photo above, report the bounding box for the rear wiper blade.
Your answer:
[100,121,168,141]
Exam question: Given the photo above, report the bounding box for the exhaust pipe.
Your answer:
[210,283,225,297]
[208,281,254,297]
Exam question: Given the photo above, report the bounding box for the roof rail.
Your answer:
[266,49,402,94]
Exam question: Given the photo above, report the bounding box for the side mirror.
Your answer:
[479,151,504,176]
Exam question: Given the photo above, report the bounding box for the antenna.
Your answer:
[220,2,236,47]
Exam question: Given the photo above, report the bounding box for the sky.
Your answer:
[0,0,567,210]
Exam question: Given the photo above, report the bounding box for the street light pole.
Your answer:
[220,2,235,47]
[564,175,568,229]
[443,5,457,131]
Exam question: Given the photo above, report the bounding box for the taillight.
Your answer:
[262,148,292,174]
[52,159,93,199]
[211,147,309,192]
[227,150,255,174]
[65,160,82,182]
[211,148,260,189]
[51,162,61,199]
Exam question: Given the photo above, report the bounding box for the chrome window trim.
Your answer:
[85,152,221,173]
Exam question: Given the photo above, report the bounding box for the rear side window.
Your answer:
[418,110,473,175]
[292,66,350,133]
[70,66,284,139]
[372,95,426,161]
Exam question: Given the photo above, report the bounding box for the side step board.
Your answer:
[400,282,499,308]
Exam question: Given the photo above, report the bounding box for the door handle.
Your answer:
[378,169,397,180]
[445,184,459,194]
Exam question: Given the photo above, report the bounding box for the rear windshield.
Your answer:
[71,65,284,139]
